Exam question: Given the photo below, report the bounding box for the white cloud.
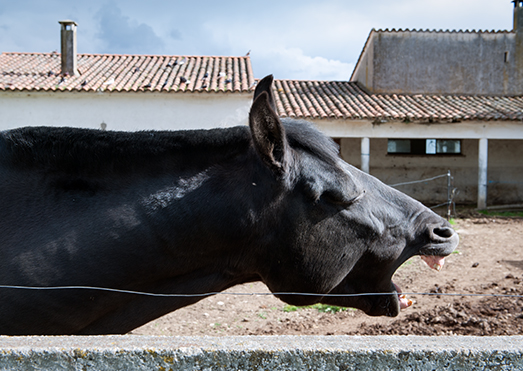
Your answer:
[256,47,354,81]
[200,6,362,80]
[94,2,164,54]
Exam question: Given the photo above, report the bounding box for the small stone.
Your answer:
[472,262,479,268]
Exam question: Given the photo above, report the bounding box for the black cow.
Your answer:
[0,75,458,335]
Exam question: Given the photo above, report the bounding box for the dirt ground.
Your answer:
[130,214,523,336]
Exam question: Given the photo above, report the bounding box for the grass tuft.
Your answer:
[283,304,352,313]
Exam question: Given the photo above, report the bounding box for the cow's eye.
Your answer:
[322,189,365,207]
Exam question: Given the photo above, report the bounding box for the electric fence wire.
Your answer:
[488,180,523,185]
[0,285,521,299]
[388,174,448,188]
[387,173,455,213]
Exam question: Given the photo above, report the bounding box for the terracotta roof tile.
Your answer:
[273,80,523,122]
[0,52,255,93]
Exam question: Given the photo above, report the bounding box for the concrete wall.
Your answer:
[340,138,523,206]
[0,91,252,132]
[352,30,522,96]
[0,335,522,370]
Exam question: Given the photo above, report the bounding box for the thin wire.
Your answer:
[389,174,448,187]
[429,201,450,210]
[489,180,523,185]
[0,285,522,299]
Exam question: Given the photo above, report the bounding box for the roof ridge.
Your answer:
[374,28,513,34]
[1,51,252,59]
[1,51,60,56]
[274,78,353,83]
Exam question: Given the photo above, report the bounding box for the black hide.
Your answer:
[0,75,458,335]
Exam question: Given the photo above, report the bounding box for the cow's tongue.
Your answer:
[394,255,447,310]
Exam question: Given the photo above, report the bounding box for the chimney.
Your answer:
[514,0,523,32]
[59,20,79,76]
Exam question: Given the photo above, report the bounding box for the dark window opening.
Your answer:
[388,139,461,155]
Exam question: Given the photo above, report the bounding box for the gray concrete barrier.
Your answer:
[0,335,522,370]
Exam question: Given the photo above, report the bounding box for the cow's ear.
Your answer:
[249,91,288,176]
[253,75,276,112]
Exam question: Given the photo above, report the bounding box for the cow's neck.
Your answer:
[3,126,253,177]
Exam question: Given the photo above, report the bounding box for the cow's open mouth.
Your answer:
[392,254,447,311]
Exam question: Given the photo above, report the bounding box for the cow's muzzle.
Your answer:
[422,223,459,256]
[431,226,456,241]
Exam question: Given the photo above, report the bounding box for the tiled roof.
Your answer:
[2,52,521,121]
[272,80,523,121]
[0,52,255,93]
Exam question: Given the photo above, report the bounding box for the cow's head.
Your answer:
[249,75,459,317]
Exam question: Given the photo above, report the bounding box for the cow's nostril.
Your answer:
[433,227,454,239]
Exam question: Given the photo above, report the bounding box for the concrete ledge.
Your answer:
[0,335,522,370]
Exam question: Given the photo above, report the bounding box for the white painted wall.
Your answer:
[312,119,523,140]
[0,91,252,131]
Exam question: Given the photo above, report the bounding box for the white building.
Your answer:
[0,21,255,132]
[269,3,523,209]
[2,11,523,209]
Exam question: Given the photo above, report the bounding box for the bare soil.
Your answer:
[130,215,523,336]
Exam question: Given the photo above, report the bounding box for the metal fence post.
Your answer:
[447,170,451,221]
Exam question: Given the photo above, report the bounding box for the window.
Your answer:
[387,139,461,155]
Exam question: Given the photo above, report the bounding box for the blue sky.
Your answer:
[0,0,515,80]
